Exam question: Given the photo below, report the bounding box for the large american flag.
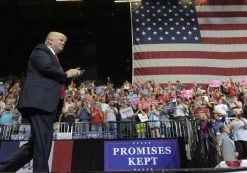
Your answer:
[131,0,247,85]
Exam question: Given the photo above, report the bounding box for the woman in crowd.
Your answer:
[104,100,118,133]
[134,103,147,138]
[0,102,14,125]
[76,101,91,133]
[148,103,161,138]
[91,102,104,132]
[60,105,77,131]
[228,96,242,117]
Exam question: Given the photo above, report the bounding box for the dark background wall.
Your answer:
[0,0,132,87]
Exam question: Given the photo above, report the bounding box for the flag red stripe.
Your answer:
[51,140,73,173]
[134,67,247,76]
[202,37,247,44]
[134,51,247,60]
[195,0,247,5]
[197,12,247,18]
[199,24,247,30]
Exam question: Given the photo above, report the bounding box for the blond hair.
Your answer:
[44,31,67,46]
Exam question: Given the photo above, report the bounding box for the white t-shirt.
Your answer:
[214,104,228,116]
[174,104,186,117]
[232,119,247,141]
[105,107,118,122]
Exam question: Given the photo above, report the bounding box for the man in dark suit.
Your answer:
[0,31,83,172]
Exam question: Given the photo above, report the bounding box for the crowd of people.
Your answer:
[0,76,22,128]
[1,75,247,162]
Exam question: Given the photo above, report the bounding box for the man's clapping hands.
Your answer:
[66,68,84,78]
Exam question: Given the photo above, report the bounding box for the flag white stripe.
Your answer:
[133,44,247,52]
[134,59,247,68]
[133,75,247,84]
[49,141,54,172]
[196,5,247,12]
[201,30,247,38]
[198,17,247,24]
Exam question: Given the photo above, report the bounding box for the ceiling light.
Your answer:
[56,0,82,2]
[114,0,141,3]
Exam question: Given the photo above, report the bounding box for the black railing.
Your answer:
[0,118,227,169]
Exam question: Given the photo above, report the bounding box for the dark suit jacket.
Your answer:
[17,44,67,113]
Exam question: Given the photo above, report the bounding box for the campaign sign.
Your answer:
[179,90,193,98]
[209,80,221,88]
[120,107,134,119]
[95,85,105,96]
[241,80,247,87]
[104,139,180,171]
[126,94,139,103]
[164,101,176,111]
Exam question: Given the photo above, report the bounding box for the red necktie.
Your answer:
[60,84,66,100]
[55,55,66,100]
[55,55,59,62]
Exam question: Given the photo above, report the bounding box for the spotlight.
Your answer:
[114,0,141,3]
[56,0,82,2]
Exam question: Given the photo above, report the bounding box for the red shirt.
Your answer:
[157,95,168,104]
[228,86,237,96]
[91,108,103,125]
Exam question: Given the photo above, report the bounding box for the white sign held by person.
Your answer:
[138,113,149,122]
[120,107,134,119]
[95,85,105,96]
[126,94,139,103]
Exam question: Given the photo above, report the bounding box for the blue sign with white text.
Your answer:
[104,139,180,171]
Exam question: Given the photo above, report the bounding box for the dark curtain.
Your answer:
[71,139,104,172]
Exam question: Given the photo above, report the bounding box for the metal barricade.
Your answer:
[0,118,195,142]
[0,125,13,140]
[14,124,31,140]
[53,122,72,140]
[0,117,223,168]
[62,118,194,140]
[70,122,118,139]
[0,123,31,140]
[71,121,91,139]
[118,120,135,139]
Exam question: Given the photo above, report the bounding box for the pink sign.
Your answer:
[241,80,247,87]
[209,80,221,88]
[179,90,193,98]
